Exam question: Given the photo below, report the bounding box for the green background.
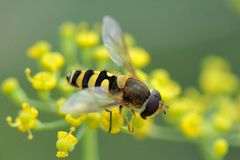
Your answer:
[0,0,240,159]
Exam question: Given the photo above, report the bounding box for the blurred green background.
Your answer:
[0,0,240,159]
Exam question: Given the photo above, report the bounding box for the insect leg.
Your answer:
[105,109,112,133]
[118,105,132,132]
[119,105,123,114]
[130,109,136,133]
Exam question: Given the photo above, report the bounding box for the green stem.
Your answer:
[76,124,87,140]
[81,48,93,68]
[28,99,56,113]
[82,127,99,160]
[34,119,68,131]
[61,36,78,66]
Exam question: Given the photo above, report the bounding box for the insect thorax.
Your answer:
[120,77,150,108]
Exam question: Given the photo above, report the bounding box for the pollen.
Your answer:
[27,41,51,59]
[40,52,65,72]
[56,127,78,158]
[65,114,86,127]
[100,108,124,134]
[6,102,38,140]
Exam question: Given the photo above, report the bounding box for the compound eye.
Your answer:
[140,95,159,119]
[151,90,161,100]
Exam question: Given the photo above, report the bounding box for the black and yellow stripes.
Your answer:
[70,70,120,93]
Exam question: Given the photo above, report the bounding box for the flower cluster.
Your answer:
[1,20,239,160]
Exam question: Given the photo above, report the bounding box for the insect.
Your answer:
[62,16,168,132]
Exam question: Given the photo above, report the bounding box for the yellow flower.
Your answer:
[40,52,65,72]
[93,46,109,61]
[129,47,150,68]
[213,113,233,132]
[213,138,229,157]
[55,98,66,115]
[27,41,51,59]
[65,114,86,127]
[76,31,99,48]
[136,69,148,82]
[25,68,57,91]
[199,56,238,94]
[100,108,124,134]
[60,23,76,38]
[56,127,77,158]
[131,113,152,139]
[166,97,193,124]
[1,78,18,94]
[6,102,38,140]
[213,97,236,132]
[150,69,181,100]
[86,113,100,129]
[180,112,205,138]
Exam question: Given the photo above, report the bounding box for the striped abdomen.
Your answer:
[68,70,120,93]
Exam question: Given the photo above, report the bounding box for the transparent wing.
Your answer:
[102,16,136,77]
[61,87,122,115]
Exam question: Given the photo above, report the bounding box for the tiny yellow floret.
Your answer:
[86,113,100,129]
[25,68,57,91]
[93,46,109,61]
[1,78,18,94]
[150,69,181,100]
[213,138,229,157]
[6,102,38,140]
[213,114,233,132]
[136,70,148,82]
[180,112,204,138]
[100,108,123,134]
[131,113,152,139]
[27,41,51,59]
[199,56,238,94]
[76,31,99,48]
[60,23,76,38]
[65,114,86,127]
[129,47,150,68]
[40,52,65,72]
[55,98,66,115]
[56,127,77,158]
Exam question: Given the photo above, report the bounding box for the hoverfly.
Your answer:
[62,16,168,132]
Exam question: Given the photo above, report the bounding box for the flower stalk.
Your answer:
[82,127,99,160]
